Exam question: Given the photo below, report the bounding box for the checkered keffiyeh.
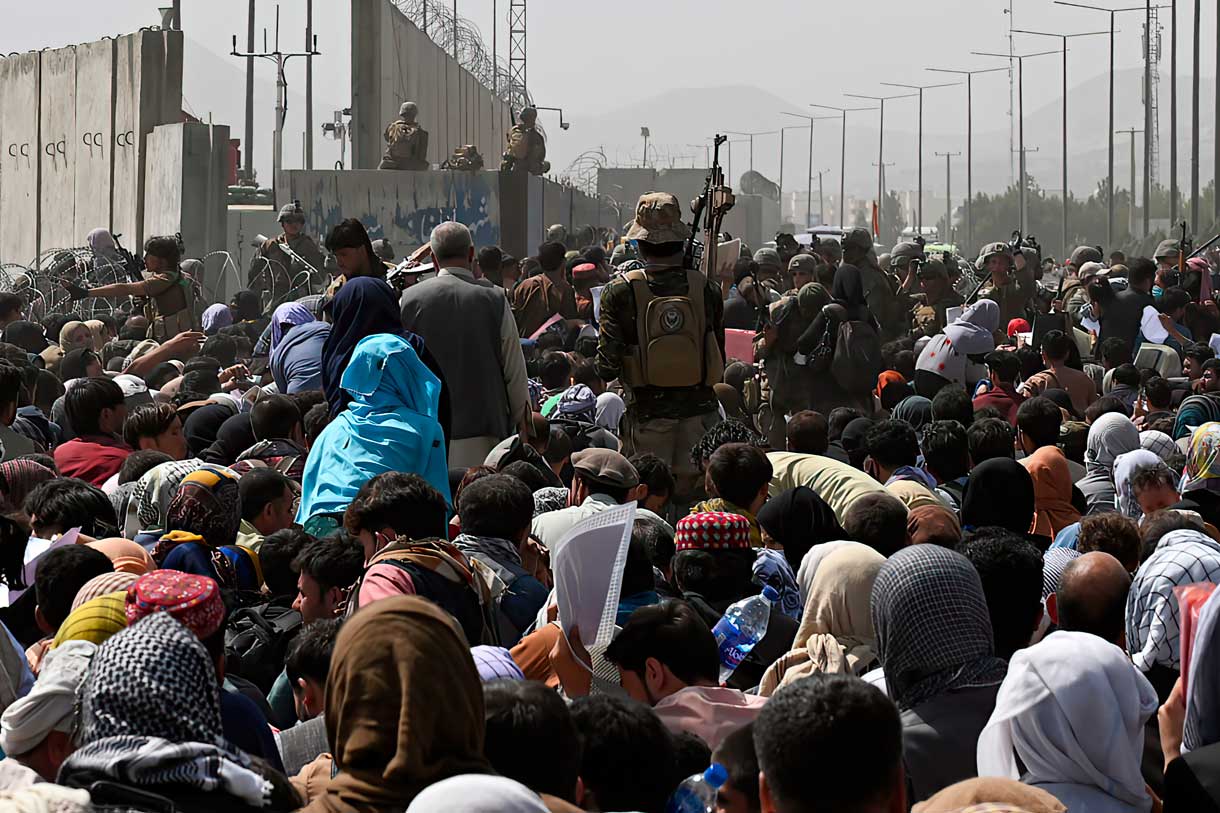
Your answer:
[871,544,1007,711]
[675,512,752,552]
[1140,430,1179,462]
[1127,529,1220,672]
[126,570,225,641]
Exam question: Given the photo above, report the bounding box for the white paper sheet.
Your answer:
[1209,333,1220,357]
[1141,305,1170,344]
[552,502,636,649]
[1081,315,1101,333]
[591,286,605,322]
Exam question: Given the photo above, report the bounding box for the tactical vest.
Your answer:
[621,269,723,389]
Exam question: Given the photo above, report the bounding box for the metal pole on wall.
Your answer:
[1144,0,1152,238]
[305,0,314,169]
[244,0,254,183]
[1171,0,1178,225]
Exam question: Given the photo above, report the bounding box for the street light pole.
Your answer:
[1191,0,1200,233]
[1119,127,1144,236]
[1055,3,1157,250]
[881,82,959,232]
[973,49,1060,234]
[780,112,837,229]
[935,152,960,243]
[845,92,917,241]
[927,66,1008,252]
[811,104,876,228]
[1011,29,1107,257]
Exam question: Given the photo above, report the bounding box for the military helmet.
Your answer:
[976,241,1014,269]
[278,202,304,224]
[1154,238,1182,261]
[890,241,926,264]
[624,193,692,244]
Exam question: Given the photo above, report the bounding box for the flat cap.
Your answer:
[1069,245,1103,267]
[571,448,639,489]
[1154,238,1182,260]
[625,192,692,244]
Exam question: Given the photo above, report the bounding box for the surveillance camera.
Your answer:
[561,122,570,131]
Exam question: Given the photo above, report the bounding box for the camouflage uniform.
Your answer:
[911,258,964,337]
[248,203,327,299]
[501,107,549,175]
[595,193,724,503]
[975,242,1026,327]
[842,228,909,341]
[379,102,430,170]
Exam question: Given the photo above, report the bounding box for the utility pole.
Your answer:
[936,152,960,243]
[1170,0,1177,225]
[725,130,779,174]
[1119,127,1144,237]
[974,49,1060,235]
[305,0,314,169]
[781,112,837,229]
[777,125,812,223]
[1055,3,1156,250]
[1190,0,1200,233]
[1145,0,1153,238]
[243,0,255,183]
[880,82,959,231]
[1011,28,1107,262]
[845,92,917,242]
[231,6,320,203]
[811,104,877,229]
[817,169,830,226]
[927,65,1008,253]
[1012,146,1042,232]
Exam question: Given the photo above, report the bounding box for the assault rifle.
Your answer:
[686,134,735,275]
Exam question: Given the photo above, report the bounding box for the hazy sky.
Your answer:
[2,0,1215,197]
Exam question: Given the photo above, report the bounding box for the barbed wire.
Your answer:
[391,0,531,109]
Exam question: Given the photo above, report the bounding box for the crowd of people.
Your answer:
[1,190,1220,813]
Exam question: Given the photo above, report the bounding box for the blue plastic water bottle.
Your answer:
[712,585,779,685]
[665,763,729,813]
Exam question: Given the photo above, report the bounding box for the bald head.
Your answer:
[430,221,474,268]
[1053,551,1131,646]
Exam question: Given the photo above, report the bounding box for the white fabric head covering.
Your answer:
[943,298,1000,353]
[594,391,626,434]
[1126,528,1220,672]
[1085,413,1141,476]
[0,641,96,756]
[1112,449,1164,518]
[405,774,549,813]
[977,631,1156,810]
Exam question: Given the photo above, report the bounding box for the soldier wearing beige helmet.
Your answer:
[595,192,725,508]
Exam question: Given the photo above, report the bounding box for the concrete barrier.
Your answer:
[144,122,230,266]
[39,46,77,253]
[0,52,41,264]
[74,39,116,244]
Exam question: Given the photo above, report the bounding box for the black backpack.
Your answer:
[223,600,303,694]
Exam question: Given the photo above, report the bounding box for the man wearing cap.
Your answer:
[596,193,725,507]
[501,107,549,176]
[379,101,430,171]
[531,448,654,555]
[814,236,842,272]
[841,228,906,341]
[1058,260,1107,326]
[753,247,786,294]
[248,201,326,298]
[571,261,600,321]
[889,241,926,295]
[911,257,964,337]
[785,254,820,296]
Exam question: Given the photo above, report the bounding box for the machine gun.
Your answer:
[686,134,735,275]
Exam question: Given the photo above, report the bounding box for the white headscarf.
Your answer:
[595,391,626,434]
[405,774,549,813]
[1085,413,1141,476]
[1112,449,1164,519]
[977,631,1156,812]
[0,641,96,756]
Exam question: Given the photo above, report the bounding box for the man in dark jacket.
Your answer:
[1099,257,1156,351]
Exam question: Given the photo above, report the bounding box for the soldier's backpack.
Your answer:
[224,599,303,694]
[621,269,724,389]
[830,317,884,395]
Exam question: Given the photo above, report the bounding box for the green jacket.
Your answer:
[595,265,725,420]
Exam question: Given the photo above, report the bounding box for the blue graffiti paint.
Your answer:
[301,171,499,251]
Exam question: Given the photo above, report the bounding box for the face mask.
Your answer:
[1153,286,1164,298]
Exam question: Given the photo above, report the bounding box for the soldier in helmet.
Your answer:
[595,192,724,507]
[842,228,907,341]
[379,101,430,171]
[248,202,327,300]
[911,257,964,338]
[974,242,1026,327]
[501,106,550,175]
[889,241,926,295]
[814,237,842,272]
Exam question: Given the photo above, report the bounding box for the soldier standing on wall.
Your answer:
[62,235,199,341]
[501,107,550,176]
[379,101,431,171]
[248,202,327,303]
[595,192,725,509]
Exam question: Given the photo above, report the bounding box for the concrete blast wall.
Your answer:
[144,122,230,271]
[279,169,502,254]
[351,0,513,171]
[0,29,185,265]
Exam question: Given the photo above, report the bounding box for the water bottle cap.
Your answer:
[761,585,781,602]
[704,762,729,788]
